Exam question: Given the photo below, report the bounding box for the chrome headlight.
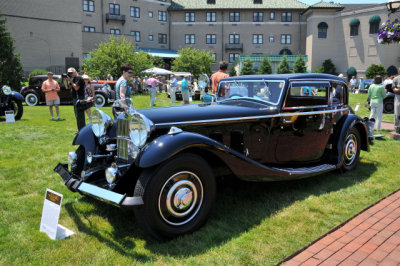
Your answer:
[129,113,152,148]
[68,152,77,164]
[2,85,11,95]
[91,109,113,137]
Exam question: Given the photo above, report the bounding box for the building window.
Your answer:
[83,0,94,12]
[130,7,140,18]
[281,12,292,22]
[83,53,92,59]
[83,26,95,32]
[109,4,120,15]
[253,12,263,22]
[229,53,239,63]
[270,12,275,20]
[369,15,381,34]
[350,25,359,36]
[185,12,195,22]
[110,29,121,35]
[131,31,141,42]
[254,0,262,3]
[318,22,328,39]
[158,34,167,44]
[206,34,216,44]
[149,35,153,41]
[281,34,291,44]
[229,12,240,22]
[206,12,216,22]
[253,34,263,44]
[185,34,195,44]
[207,0,216,4]
[269,35,275,43]
[211,53,216,62]
[229,34,240,44]
[158,11,167,21]
[148,11,153,18]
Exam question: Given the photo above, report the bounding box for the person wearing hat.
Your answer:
[82,73,94,120]
[41,72,61,121]
[167,74,178,103]
[146,73,162,106]
[65,67,86,130]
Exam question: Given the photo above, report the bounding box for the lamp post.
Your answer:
[386,0,400,14]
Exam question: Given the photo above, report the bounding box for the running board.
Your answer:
[271,164,336,176]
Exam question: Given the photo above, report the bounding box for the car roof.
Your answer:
[221,73,345,83]
[31,74,62,79]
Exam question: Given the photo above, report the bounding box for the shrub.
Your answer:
[258,57,272,74]
[365,64,386,79]
[29,69,48,78]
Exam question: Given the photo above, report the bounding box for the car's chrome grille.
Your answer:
[117,117,129,160]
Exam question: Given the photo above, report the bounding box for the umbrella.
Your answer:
[142,67,173,75]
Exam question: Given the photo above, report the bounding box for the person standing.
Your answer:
[168,74,178,103]
[41,72,61,121]
[82,74,95,120]
[180,75,191,105]
[349,76,357,94]
[358,77,365,93]
[115,64,133,104]
[65,67,86,130]
[368,76,386,132]
[107,74,113,81]
[393,67,400,133]
[146,74,162,106]
[211,61,229,94]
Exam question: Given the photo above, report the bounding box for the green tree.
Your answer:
[258,57,272,74]
[293,55,307,73]
[277,55,292,74]
[365,64,386,79]
[29,69,48,78]
[313,59,336,75]
[83,36,153,78]
[150,55,165,68]
[0,14,23,90]
[171,46,213,77]
[229,65,237,76]
[240,58,255,75]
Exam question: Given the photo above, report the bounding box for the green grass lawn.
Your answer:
[0,92,399,264]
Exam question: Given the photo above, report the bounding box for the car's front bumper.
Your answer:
[54,163,143,208]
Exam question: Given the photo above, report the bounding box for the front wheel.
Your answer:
[94,93,107,107]
[25,92,39,106]
[340,128,361,172]
[9,99,23,120]
[134,153,216,240]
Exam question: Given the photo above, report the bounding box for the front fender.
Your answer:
[333,114,369,165]
[137,132,229,168]
[72,124,96,158]
[11,91,24,101]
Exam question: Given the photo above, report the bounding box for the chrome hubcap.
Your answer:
[344,134,357,165]
[159,171,203,226]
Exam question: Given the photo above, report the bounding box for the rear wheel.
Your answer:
[134,153,216,240]
[383,98,394,114]
[340,128,361,172]
[9,99,23,120]
[94,93,107,107]
[25,92,39,106]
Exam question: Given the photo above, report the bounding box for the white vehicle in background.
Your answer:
[167,72,202,101]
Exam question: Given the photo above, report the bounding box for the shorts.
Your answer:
[46,99,60,106]
[182,90,190,102]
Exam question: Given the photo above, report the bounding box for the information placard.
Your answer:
[5,111,15,123]
[40,189,74,240]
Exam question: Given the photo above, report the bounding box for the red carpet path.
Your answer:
[281,189,400,265]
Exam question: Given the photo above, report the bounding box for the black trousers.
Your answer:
[73,101,86,131]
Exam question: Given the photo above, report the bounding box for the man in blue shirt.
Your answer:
[168,74,178,103]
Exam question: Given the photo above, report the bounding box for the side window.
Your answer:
[330,84,345,105]
[285,82,329,108]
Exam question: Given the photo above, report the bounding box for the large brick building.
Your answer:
[0,0,398,77]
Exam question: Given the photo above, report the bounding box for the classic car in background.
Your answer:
[166,72,202,100]
[0,85,24,120]
[20,75,115,107]
[55,73,371,240]
[367,91,395,114]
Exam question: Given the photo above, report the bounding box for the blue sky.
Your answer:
[300,0,387,4]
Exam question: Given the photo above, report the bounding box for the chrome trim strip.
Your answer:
[78,182,125,205]
[154,107,349,126]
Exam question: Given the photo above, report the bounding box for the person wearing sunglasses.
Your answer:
[115,64,133,105]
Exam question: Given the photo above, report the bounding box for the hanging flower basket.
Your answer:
[377,19,400,44]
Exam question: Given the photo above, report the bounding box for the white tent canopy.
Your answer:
[142,67,173,75]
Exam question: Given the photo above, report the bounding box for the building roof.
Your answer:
[169,0,308,10]
[310,1,343,8]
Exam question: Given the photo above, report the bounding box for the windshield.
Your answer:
[217,80,285,105]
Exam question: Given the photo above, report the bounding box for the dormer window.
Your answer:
[207,0,215,4]
[254,0,262,3]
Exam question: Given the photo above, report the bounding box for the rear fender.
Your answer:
[333,114,369,165]
[72,125,96,168]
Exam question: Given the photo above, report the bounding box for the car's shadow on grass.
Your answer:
[65,160,376,260]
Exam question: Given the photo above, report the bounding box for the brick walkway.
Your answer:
[282,189,400,265]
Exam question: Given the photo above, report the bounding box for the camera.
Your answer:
[62,73,72,79]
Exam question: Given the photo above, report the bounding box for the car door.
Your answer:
[57,77,72,103]
[274,81,332,163]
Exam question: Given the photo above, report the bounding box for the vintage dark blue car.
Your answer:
[55,73,371,239]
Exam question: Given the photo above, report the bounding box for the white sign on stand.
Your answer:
[40,189,74,240]
[5,111,15,123]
